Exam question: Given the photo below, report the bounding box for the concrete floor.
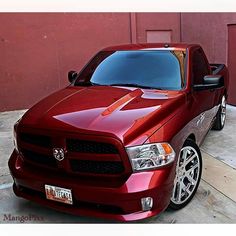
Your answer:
[201,105,236,168]
[0,106,236,223]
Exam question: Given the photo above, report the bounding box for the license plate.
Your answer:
[45,184,73,205]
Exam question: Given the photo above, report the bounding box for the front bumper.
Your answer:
[9,150,175,222]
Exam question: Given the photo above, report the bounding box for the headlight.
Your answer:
[126,143,175,172]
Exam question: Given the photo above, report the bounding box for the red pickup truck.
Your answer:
[9,43,228,221]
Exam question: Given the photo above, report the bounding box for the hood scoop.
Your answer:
[102,89,143,116]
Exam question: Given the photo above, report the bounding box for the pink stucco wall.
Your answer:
[1,13,236,111]
[181,13,236,65]
[136,13,181,43]
[0,13,180,111]
[181,13,236,104]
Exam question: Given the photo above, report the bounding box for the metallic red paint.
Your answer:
[18,86,186,147]
[9,150,173,221]
[9,43,228,221]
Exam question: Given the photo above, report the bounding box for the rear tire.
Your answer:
[212,95,226,130]
[169,139,202,210]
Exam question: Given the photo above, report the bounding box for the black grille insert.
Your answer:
[70,159,124,174]
[22,149,57,168]
[20,133,52,148]
[67,139,119,154]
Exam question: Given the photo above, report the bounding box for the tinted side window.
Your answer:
[192,49,210,85]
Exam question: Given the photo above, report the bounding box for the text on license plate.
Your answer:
[45,184,73,205]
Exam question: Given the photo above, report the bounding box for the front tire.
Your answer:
[212,95,226,130]
[169,139,202,210]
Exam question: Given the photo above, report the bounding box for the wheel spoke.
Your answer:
[172,178,178,198]
[177,181,184,202]
[186,188,191,196]
[171,144,201,205]
[185,163,198,175]
[186,174,197,185]
[221,95,226,126]
[181,149,188,166]
[184,154,196,167]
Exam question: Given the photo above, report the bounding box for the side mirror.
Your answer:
[193,75,224,91]
[68,71,78,83]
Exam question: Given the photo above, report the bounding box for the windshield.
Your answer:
[74,50,186,90]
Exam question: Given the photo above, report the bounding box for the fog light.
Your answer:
[141,197,153,211]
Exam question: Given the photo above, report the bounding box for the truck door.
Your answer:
[190,47,215,135]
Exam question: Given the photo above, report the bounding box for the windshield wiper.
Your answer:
[109,83,162,90]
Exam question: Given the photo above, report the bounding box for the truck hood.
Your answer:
[20,86,185,146]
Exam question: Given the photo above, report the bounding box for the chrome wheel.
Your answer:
[221,95,226,127]
[171,146,200,205]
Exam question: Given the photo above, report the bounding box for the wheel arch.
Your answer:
[186,133,196,143]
